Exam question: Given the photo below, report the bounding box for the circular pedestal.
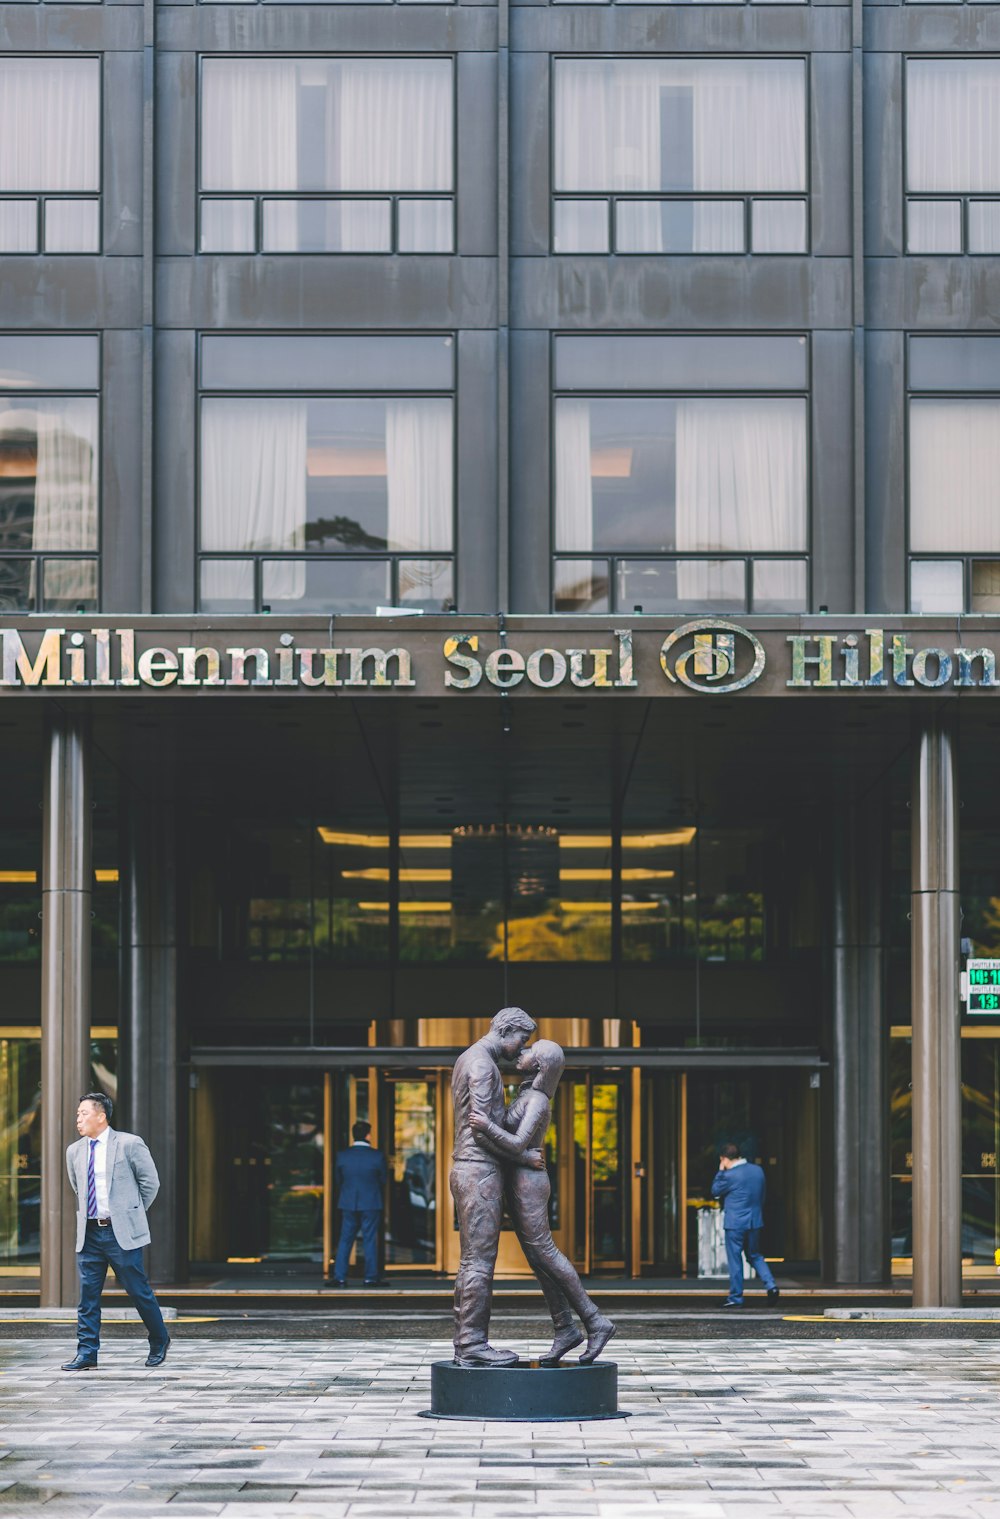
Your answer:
[421,1360,626,1421]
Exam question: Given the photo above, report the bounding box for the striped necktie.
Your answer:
[87,1139,98,1219]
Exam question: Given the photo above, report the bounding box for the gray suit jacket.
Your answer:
[65,1129,160,1252]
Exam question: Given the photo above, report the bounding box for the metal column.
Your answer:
[120,794,178,1283]
[830,798,887,1283]
[911,711,962,1307]
[40,713,92,1308]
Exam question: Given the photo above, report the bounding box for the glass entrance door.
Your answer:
[190,1069,324,1269]
[383,1076,440,1267]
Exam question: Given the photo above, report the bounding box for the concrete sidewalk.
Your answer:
[0,1334,997,1518]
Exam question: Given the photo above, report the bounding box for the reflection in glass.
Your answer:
[698,831,765,962]
[752,558,807,613]
[617,558,745,613]
[201,397,453,560]
[262,198,391,253]
[398,558,453,610]
[554,58,806,258]
[44,199,100,254]
[200,558,255,612]
[910,398,1000,552]
[385,1080,436,1265]
[616,199,743,254]
[201,58,453,194]
[555,397,806,556]
[315,824,390,961]
[0,335,99,391]
[200,198,255,253]
[910,560,963,615]
[968,202,1000,254]
[907,61,1000,196]
[0,58,100,198]
[751,198,807,253]
[397,827,612,964]
[554,334,809,393]
[621,825,696,963]
[906,199,961,254]
[553,559,610,613]
[42,558,97,611]
[201,335,455,392]
[397,199,453,253]
[0,398,99,565]
[972,560,1000,613]
[261,557,390,613]
[0,1034,115,1268]
[191,1072,323,1263]
[554,199,609,253]
[0,558,34,612]
[0,200,36,253]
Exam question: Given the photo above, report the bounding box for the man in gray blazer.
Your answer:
[61,1091,171,1371]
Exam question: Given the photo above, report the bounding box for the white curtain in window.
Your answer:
[554,400,594,553]
[907,60,1000,193]
[554,60,662,249]
[910,398,1000,551]
[675,398,806,599]
[338,59,452,249]
[201,399,307,598]
[201,59,299,191]
[692,60,805,249]
[1,400,99,602]
[555,59,805,252]
[0,58,99,192]
[385,399,453,552]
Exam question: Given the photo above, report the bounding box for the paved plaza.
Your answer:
[0,1332,997,1518]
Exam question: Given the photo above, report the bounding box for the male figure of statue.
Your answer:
[450,1006,538,1366]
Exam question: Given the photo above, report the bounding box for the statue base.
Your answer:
[420,1359,626,1421]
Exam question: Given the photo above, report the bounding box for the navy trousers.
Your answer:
[724,1226,776,1303]
[333,1208,381,1283]
[76,1221,168,1360]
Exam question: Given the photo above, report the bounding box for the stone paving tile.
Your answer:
[0,1337,997,1516]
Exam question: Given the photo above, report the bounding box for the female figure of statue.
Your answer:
[471,1038,616,1365]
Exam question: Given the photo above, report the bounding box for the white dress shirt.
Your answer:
[91,1125,111,1217]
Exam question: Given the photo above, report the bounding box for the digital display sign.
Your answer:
[964,960,1000,1015]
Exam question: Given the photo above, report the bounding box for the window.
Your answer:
[199,58,454,254]
[906,60,1000,253]
[908,336,1000,610]
[552,335,808,614]
[198,335,455,614]
[0,336,100,613]
[553,58,807,254]
[0,59,100,254]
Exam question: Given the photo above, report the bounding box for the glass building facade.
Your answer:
[0,0,996,1304]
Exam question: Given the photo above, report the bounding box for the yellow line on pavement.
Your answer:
[783,1314,1000,1324]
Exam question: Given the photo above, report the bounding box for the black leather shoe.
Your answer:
[61,1355,98,1371]
[145,1337,171,1368]
[767,1287,781,1304]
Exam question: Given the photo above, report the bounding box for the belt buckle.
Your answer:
[98,1218,110,1227]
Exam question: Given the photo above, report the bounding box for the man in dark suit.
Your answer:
[710,1141,780,1309]
[331,1121,388,1285]
[62,1091,171,1370]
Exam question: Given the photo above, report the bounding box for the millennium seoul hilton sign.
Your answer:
[0,619,998,695]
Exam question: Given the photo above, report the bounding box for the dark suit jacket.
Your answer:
[711,1160,766,1232]
[335,1143,387,1212]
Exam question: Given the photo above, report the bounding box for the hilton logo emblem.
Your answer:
[660,619,766,694]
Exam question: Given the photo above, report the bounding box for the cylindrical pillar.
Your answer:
[911,711,962,1308]
[119,794,178,1283]
[40,713,92,1308]
[830,798,888,1284]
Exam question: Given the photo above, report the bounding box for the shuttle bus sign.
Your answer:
[964,959,1000,1015]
